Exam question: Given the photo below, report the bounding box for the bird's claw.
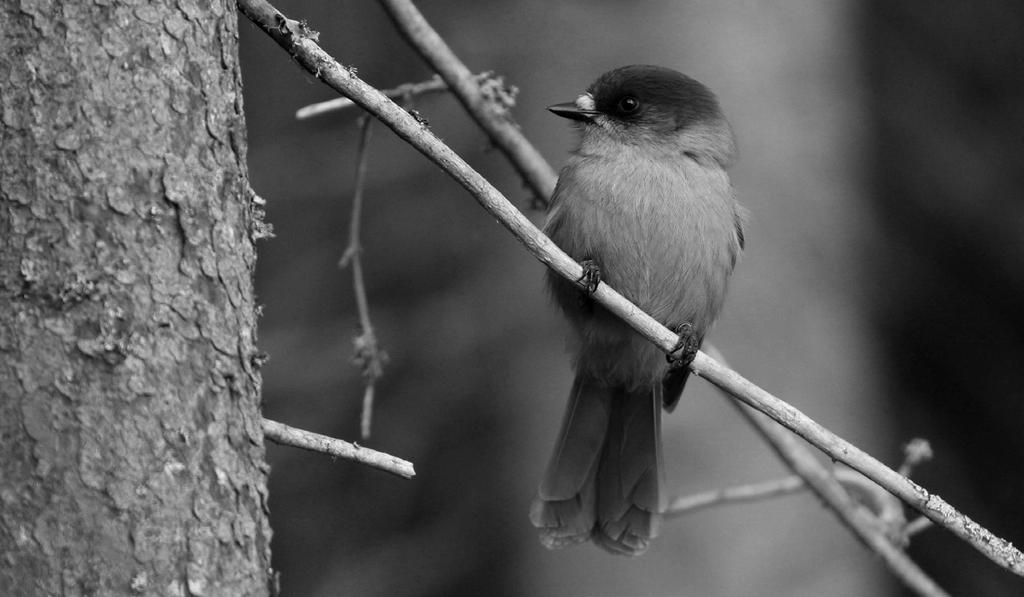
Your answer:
[576,259,602,294]
[666,322,699,370]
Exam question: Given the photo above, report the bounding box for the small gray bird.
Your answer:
[530,65,745,556]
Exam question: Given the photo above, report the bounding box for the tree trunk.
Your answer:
[0,1,272,594]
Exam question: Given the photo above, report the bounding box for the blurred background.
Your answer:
[239,1,1024,595]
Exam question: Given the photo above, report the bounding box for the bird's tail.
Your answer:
[530,371,665,556]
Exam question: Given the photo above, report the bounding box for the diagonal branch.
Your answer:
[726,397,947,596]
[236,0,1024,578]
[376,0,558,205]
[683,348,945,596]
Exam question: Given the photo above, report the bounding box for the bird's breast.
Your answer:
[545,150,737,333]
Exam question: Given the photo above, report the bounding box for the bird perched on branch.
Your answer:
[531,65,745,556]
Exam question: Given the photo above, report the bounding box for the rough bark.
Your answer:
[0,1,272,594]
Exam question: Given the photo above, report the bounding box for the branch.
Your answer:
[679,350,942,593]
[339,117,388,440]
[692,352,1022,575]
[262,418,415,479]
[695,348,946,597]
[906,516,935,537]
[667,475,806,517]
[729,402,947,596]
[236,0,1024,577]
[667,469,902,525]
[298,74,450,120]
[376,0,558,205]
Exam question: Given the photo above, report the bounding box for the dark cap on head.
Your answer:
[549,65,736,164]
[590,65,722,131]
[549,65,724,134]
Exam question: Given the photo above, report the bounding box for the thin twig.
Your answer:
[262,418,415,479]
[667,469,904,524]
[236,0,1024,577]
[729,399,948,596]
[907,517,935,537]
[339,117,387,440]
[667,475,806,517]
[899,438,934,478]
[298,75,449,120]
[376,0,558,206]
[690,349,1020,575]
[897,439,936,537]
[697,348,945,596]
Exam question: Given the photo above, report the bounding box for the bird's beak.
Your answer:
[548,94,601,122]
[548,102,599,122]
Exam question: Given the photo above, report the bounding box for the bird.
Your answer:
[530,65,745,556]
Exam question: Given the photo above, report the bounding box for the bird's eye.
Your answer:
[617,95,640,114]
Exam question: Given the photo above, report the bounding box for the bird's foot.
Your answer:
[576,259,602,294]
[666,323,699,371]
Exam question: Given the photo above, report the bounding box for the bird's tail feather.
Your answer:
[530,371,664,556]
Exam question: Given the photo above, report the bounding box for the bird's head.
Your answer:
[550,65,736,166]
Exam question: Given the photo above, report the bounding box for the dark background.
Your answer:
[238,1,1024,595]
